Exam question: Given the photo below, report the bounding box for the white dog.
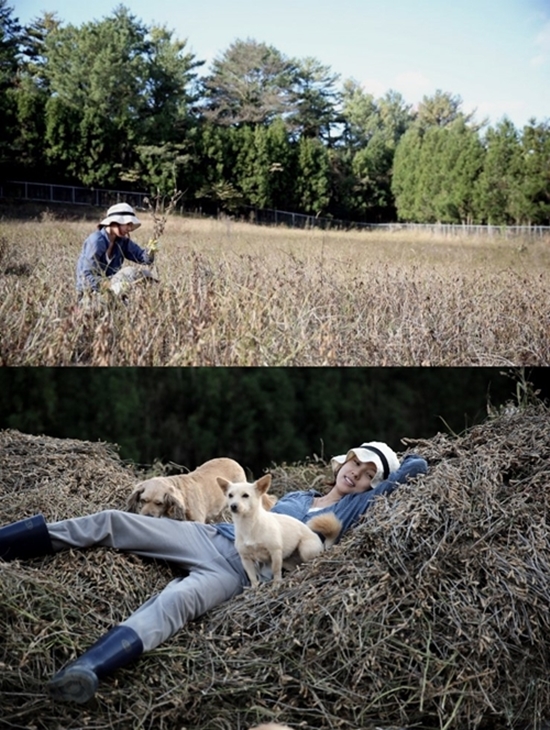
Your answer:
[217,473,341,586]
[127,458,246,523]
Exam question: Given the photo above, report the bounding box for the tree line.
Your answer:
[0,368,541,475]
[1,1,549,224]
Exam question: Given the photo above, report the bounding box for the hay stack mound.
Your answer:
[1,404,549,730]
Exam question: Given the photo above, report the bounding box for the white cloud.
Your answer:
[471,98,528,126]
[358,77,388,98]
[531,20,550,66]
[359,71,432,103]
[394,70,433,97]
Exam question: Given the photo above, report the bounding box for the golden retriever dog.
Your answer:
[217,473,341,586]
[127,458,246,523]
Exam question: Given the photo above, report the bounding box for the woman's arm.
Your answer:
[76,234,107,292]
[123,239,155,266]
[373,454,428,498]
[334,454,428,537]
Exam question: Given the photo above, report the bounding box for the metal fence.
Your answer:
[0,180,149,210]
[2,180,549,238]
[245,206,550,238]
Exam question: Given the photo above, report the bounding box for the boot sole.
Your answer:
[47,666,99,704]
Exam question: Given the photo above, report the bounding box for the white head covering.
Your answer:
[330,441,400,486]
[99,202,141,230]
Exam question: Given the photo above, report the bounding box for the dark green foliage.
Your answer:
[474,118,524,224]
[519,119,550,225]
[234,124,278,209]
[391,124,424,220]
[294,136,331,215]
[393,118,485,223]
[0,0,21,168]
[0,368,540,476]
[287,56,341,142]
[339,83,413,220]
[14,5,201,189]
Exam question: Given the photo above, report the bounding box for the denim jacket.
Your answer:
[214,454,428,543]
[76,228,153,293]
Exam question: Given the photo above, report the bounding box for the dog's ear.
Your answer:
[164,491,186,521]
[217,476,230,493]
[255,474,272,495]
[127,486,144,513]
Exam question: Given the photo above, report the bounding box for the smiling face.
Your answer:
[335,456,377,495]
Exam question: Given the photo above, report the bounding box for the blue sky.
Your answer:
[14,0,550,129]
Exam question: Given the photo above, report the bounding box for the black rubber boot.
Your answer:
[0,514,54,561]
[47,625,144,704]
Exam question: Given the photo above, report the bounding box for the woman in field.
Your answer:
[75,202,156,302]
[0,441,427,704]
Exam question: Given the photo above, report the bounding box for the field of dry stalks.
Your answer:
[1,208,549,366]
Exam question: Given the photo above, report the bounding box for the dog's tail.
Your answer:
[261,493,278,511]
[306,513,342,548]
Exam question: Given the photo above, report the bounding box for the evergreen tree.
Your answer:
[191,122,244,213]
[474,118,523,224]
[391,125,424,220]
[340,83,412,220]
[10,13,60,177]
[43,10,146,185]
[421,120,484,223]
[201,38,295,126]
[351,131,395,219]
[234,124,260,205]
[416,89,472,129]
[294,136,331,216]
[41,6,200,188]
[264,118,296,210]
[393,98,483,223]
[340,79,379,147]
[518,119,550,225]
[120,23,203,194]
[0,0,22,173]
[414,125,447,221]
[378,90,414,146]
[233,119,296,210]
[287,56,341,142]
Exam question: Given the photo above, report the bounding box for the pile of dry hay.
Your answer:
[1,403,550,730]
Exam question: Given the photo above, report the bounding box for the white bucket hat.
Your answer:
[99,202,141,229]
[330,441,400,485]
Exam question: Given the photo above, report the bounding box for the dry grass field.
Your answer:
[1,207,549,366]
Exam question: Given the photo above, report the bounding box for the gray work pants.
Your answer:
[47,510,248,651]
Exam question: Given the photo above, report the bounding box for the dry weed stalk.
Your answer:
[143,188,184,266]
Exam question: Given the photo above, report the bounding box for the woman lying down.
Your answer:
[0,440,427,704]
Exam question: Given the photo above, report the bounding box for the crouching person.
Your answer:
[76,202,157,307]
[0,443,427,704]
